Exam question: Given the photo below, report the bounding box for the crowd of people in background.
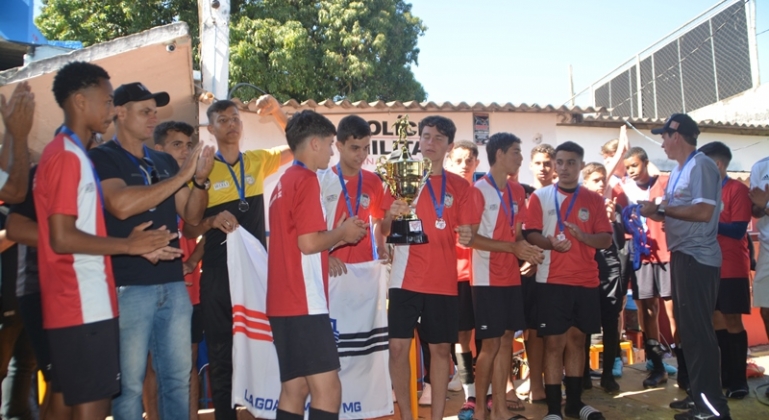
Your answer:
[1,59,769,420]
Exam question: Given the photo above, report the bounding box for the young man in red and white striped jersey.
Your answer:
[35,61,175,419]
[465,133,543,420]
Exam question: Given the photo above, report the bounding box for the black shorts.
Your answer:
[457,281,475,331]
[632,262,672,299]
[191,304,204,344]
[472,286,526,340]
[269,314,340,382]
[715,278,751,315]
[47,318,120,405]
[536,283,601,336]
[388,288,458,344]
[521,274,538,330]
[17,293,51,381]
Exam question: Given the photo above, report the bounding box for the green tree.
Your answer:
[36,0,427,102]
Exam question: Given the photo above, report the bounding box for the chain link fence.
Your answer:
[578,0,757,118]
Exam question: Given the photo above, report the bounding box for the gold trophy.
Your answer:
[376,115,431,245]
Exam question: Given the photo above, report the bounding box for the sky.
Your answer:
[33,0,769,107]
[408,0,769,107]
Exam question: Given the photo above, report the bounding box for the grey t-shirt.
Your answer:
[664,152,722,267]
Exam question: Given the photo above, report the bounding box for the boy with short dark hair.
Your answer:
[36,61,175,419]
[699,141,751,399]
[465,132,543,420]
[267,110,367,420]
[523,141,612,420]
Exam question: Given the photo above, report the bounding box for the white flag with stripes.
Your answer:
[227,228,393,419]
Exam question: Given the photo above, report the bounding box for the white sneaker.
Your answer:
[448,374,463,392]
[418,383,432,406]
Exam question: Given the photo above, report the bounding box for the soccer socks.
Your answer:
[277,409,304,420]
[727,331,749,396]
[457,351,475,384]
[545,384,562,416]
[308,407,338,420]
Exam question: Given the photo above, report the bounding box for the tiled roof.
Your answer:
[217,96,606,114]
[563,115,769,135]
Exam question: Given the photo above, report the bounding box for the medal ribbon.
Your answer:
[485,173,515,227]
[217,151,246,205]
[113,137,155,186]
[554,183,580,234]
[60,126,105,212]
[722,175,729,188]
[426,170,447,221]
[336,162,363,217]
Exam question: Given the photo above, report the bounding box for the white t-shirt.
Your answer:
[750,156,769,243]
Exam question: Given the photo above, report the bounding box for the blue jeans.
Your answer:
[112,283,192,420]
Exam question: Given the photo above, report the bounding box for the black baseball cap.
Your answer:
[114,82,170,107]
[651,113,700,137]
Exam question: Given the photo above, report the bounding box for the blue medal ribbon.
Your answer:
[426,170,447,221]
[113,137,155,186]
[722,175,729,188]
[60,126,105,211]
[217,151,247,205]
[667,151,697,200]
[293,160,307,169]
[554,183,580,234]
[336,162,363,217]
[485,173,515,227]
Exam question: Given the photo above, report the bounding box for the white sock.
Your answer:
[463,383,475,399]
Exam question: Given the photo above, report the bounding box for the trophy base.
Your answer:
[387,218,429,245]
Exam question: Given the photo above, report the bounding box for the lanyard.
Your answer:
[217,151,246,203]
[60,126,105,211]
[667,151,697,200]
[722,175,729,188]
[336,162,363,217]
[485,173,515,227]
[554,183,580,233]
[293,160,307,169]
[426,170,447,220]
[113,137,154,185]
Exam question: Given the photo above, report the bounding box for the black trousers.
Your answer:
[201,266,237,420]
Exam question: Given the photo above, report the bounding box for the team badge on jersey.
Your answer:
[361,194,370,209]
[578,208,589,222]
[246,175,255,185]
[445,193,454,208]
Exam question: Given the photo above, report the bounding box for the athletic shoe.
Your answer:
[612,357,623,378]
[642,370,668,388]
[448,373,463,392]
[725,387,749,399]
[645,359,678,375]
[418,383,431,406]
[457,398,476,420]
[673,409,731,420]
[669,396,694,411]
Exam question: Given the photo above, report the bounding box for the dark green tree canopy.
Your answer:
[36,0,427,102]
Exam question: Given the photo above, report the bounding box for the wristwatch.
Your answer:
[656,202,666,216]
[193,178,211,190]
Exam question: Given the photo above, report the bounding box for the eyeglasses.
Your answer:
[140,157,160,185]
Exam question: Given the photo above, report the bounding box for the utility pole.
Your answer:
[199,0,230,100]
[568,64,575,107]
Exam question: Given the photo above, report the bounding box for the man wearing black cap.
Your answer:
[88,82,215,420]
[639,114,730,420]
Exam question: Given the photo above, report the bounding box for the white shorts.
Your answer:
[753,241,769,308]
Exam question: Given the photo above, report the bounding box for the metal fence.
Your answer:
[574,0,758,119]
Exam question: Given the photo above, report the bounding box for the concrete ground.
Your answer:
[216,347,769,420]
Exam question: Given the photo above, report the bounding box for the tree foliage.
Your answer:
[36,0,427,102]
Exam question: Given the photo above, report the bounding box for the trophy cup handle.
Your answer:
[420,158,432,188]
[376,155,397,197]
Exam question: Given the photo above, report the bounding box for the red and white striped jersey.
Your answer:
[469,176,527,287]
[34,132,117,329]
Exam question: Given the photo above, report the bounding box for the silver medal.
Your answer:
[238,200,250,212]
[557,232,566,242]
[435,218,446,230]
